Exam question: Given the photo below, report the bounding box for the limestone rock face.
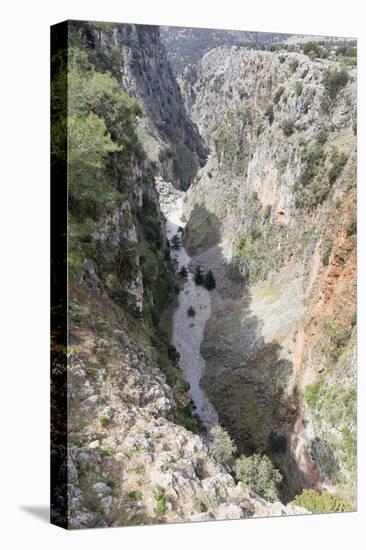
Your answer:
[179,46,356,504]
[64,23,356,528]
[115,24,207,190]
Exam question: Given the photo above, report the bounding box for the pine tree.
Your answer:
[170,234,181,250]
[187,306,196,317]
[194,265,204,285]
[204,269,216,290]
[210,425,237,465]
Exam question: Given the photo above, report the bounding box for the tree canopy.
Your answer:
[204,269,216,290]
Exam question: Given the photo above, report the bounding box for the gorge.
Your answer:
[51,21,357,528]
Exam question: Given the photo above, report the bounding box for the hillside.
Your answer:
[160,26,290,74]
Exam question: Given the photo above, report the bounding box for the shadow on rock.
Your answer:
[182,203,315,501]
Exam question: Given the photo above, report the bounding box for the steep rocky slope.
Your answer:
[53,22,314,529]
[72,21,207,190]
[179,46,356,504]
[67,308,308,527]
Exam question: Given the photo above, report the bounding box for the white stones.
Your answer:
[216,503,244,520]
[77,450,98,465]
[130,354,139,367]
[83,394,101,407]
[92,482,112,497]
[201,473,236,496]
[88,440,100,449]
[69,511,99,530]
[251,494,311,517]
[191,511,214,522]
[284,504,310,515]
[100,495,118,514]
[68,486,83,509]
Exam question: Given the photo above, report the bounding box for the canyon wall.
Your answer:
[180,45,356,503]
[72,21,207,190]
[57,22,310,528]
[52,22,356,528]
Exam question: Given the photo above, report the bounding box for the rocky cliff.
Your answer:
[179,45,356,504]
[57,22,313,529]
[72,21,207,190]
[53,23,356,528]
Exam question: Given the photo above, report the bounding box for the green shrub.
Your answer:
[322,240,333,266]
[296,181,331,209]
[293,489,350,512]
[250,227,262,240]
[277,159,287,175]
[316,127,328,146]
[299,147,325,187]
[263,204,272,220]
[256,123,264,137]
[290,59,299,72]
[322,68,349,100]
[106,479,116,491]
[336,46,357,58]
[99,447,115,457]
[192,497,206,513]
[154,490,168,517]
[234,454,282,501]
[281,118,295,137]
[304,380,324,408]
[264,104,274,124]
[328,150,347,184]
[99,416,109,428]
[210,425,237,465]
[329,323,352,358]
[346,217,357,236]
[273,86,285,104]
[303,41,323,58]
[295,81,303,96]
[128,490,142,500]
[193,490,215,512]
[174,408,199,434]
